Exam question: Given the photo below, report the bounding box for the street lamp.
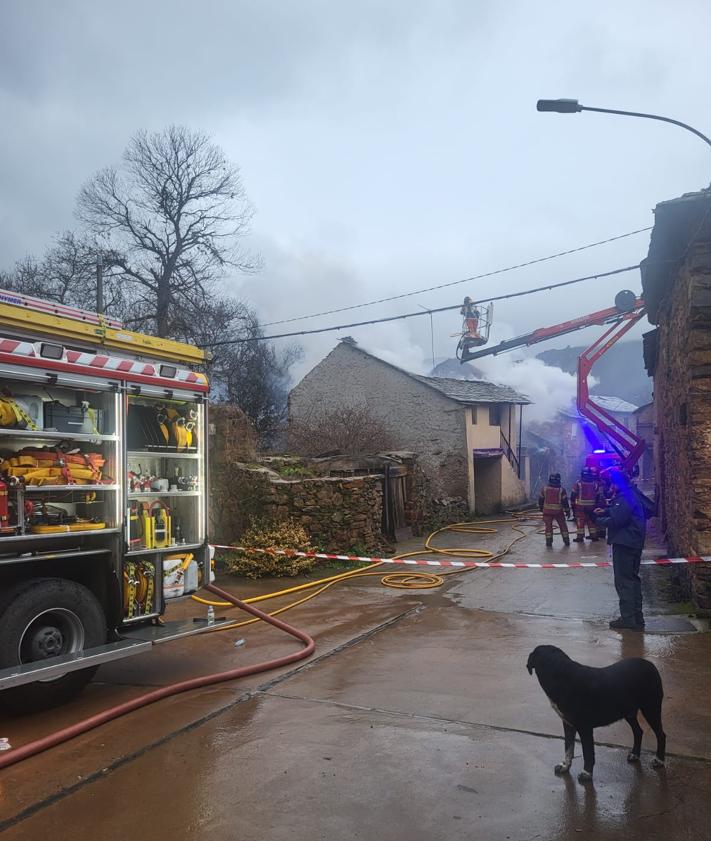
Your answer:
[536,99,711,148]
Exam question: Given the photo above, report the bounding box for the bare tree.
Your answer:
[288,405,395,456]
[3,232,126,315]
[0,125,302,445]
[77,125,257,337]
[201,305,302,447]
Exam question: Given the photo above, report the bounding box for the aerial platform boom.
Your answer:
[460,290,647,472]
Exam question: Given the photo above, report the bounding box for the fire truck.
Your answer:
[0,290,213,713]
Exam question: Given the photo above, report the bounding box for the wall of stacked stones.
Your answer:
[655,242,711,611]
[211,462,387,554]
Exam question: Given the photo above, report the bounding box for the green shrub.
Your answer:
[224,519,316,578]
[277,465,315,478]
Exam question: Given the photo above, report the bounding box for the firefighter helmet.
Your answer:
[548,473,562,487]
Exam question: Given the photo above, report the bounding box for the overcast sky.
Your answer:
[1,0,710,386]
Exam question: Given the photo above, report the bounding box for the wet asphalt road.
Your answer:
[2,521,710,840]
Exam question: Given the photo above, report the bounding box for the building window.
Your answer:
[471,407,478,424]
[489,404,502,426]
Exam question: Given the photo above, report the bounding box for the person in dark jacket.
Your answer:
[591,468,646,631]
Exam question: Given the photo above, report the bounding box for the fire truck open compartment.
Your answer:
[0,290,212,712]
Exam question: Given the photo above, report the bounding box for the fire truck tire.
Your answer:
[0,577,107,714]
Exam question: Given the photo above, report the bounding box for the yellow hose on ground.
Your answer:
[189,515,540,635]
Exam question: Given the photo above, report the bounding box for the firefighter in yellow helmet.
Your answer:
[538,473,571,548]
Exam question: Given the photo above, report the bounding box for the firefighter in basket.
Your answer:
[538,472,571,548]
[460,297,482,344]
[570,466,604,543]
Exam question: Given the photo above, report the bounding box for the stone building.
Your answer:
[642,188,711,612]
[288,338,530,513]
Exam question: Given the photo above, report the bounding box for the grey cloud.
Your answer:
[1,0,709,380]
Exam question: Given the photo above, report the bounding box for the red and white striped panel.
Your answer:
[0,339,36,358]
[0,336,208,391]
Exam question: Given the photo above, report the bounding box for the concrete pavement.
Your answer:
[2,520,710,840]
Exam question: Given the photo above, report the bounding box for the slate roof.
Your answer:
[334,339,531,405]
[412,375,530,405]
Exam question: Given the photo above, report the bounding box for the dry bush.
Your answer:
[288,405,394,456]
[223,519,315,578]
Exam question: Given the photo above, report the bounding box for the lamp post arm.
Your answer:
[580,105,711,148]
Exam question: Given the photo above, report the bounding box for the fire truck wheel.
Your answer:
[0,577,107,714]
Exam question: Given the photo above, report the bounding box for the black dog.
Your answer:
[527,645,666,784]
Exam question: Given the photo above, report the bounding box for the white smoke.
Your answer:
[476,354,580,423]
[357,323,429,375]
[472,320,596,423]
[229,240,590,422]
[229,236,431,383]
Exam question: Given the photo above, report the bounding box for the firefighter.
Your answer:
[538,473,571,548]
[460,296,481,341]
[570,466,603,543]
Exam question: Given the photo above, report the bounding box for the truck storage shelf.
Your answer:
[127,450,200,460]
[0,428,118,443]
[21,484,120,493]
[0,527,120,542]
[125,542,203,557]
[128,491,200,498]
[0,547,111,566]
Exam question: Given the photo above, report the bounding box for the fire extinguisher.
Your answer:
[0,479,12,534]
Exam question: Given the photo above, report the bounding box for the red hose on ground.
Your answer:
[0,583,315,770]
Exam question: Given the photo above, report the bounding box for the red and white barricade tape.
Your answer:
[211,545,709,571]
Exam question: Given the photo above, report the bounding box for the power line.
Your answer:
[203,264,640,347]
[261,226,652,327]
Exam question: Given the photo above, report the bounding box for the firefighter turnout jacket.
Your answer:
[570,480,602,512]
[538,485,570,515]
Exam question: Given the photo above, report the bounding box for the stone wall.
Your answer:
[209,404,259,542]
[213,465,386,553]
[651,240,711,612]
[209,404,259,463]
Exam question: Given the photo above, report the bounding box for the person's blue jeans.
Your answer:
[612,544,643,625]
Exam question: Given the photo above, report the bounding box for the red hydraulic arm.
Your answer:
[577,310,646,472]
[462,293,647,472]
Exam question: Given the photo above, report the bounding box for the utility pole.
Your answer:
[418,304,435,371]
[96,257,104,315]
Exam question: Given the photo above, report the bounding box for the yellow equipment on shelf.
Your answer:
[123,559,156,619]
[30,520,106,534]
[151,501,172,549]
[134,500,172,550]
